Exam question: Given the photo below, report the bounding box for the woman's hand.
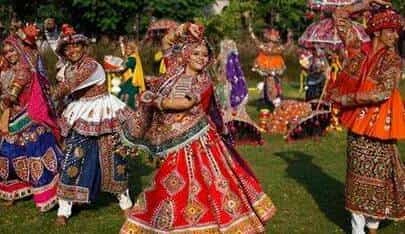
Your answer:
[188,24,202,39]
[139,90,156,104]
[370,0,392,7]
[0,94,12,108]
[334,0,391,20]
[50,86,62,101]
[328,90,341,104]
[160,96,196,111]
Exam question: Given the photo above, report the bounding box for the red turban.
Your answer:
[367,8,403,34]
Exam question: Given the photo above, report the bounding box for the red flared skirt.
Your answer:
[121,126,276,233]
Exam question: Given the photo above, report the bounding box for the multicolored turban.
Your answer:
[367,8,403,34]
[16,24,40,47]
[55,24,89,57]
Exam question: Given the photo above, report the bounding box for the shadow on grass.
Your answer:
[275,151,350,233]
[127,155,155,198]
[248,98,274,112]
[247,97,308,113]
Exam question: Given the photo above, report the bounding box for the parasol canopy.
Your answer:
[308,0,360,11]
[298,17,370,50]
[144,19,178,41]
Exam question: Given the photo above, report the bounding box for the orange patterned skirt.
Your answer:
[340,89,405,140]
[253,52,286,76]
[329,68,405,140]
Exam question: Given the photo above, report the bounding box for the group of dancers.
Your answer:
[0,15,275,234]
[0,0,404,233]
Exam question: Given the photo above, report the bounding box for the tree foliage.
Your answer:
[148,0,215,21]
[0,0,403,37]
[253,0,309,36]
[198,0,256,43]
[70,0,143,34]
[0,0,215,35]
[392,0,405,15]
[199,0,311,44]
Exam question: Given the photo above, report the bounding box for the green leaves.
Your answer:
[69,0,140,33]
[254,0,308,32]
[148,0,215,21]
[3,0,403,37]
[392,0,405,15]
[198,0,256,45]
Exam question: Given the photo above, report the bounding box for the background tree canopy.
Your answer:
[0,0,404,38]
[0,0,214,36]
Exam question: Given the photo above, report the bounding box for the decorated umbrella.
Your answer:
[285,100,332,141]
[144,19,178,41]
[308,0,360,11]
[226,120,264,145]
[298,17,370,50]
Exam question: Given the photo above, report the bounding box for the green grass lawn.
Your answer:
[1,75,404,234]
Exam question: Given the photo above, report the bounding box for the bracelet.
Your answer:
[140,90,155,104]
[153,95,164,111]
[9,83,22,99]
[0,100,5,113]
[185,93,198,103]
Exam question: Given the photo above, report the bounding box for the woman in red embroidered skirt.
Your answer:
[120,23,276,233]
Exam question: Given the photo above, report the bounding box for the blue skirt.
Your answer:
[0,112,63,211]
[58,131,128,203]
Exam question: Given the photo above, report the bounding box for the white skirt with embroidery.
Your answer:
[59,94,133,137]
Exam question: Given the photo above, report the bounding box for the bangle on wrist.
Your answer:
[153,95,164,111]
[185,92,198,102]
[0,100,5,113]
[9,83,22,100]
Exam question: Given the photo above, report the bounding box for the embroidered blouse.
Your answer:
[331,17,405,140]
[125,72,214,155]
[57,56,107,99]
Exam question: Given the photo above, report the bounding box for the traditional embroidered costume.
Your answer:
[104,51,145,110]
[53,26,133,220]
[250,27,286,107]
[216,39,262,145]
[120,23,276,233]
[305,58,327,101]
[331,6,405,232]
[0,33,62,212]
[298,49,313,93]
[38,18,59,53]
[118,50,145,109]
